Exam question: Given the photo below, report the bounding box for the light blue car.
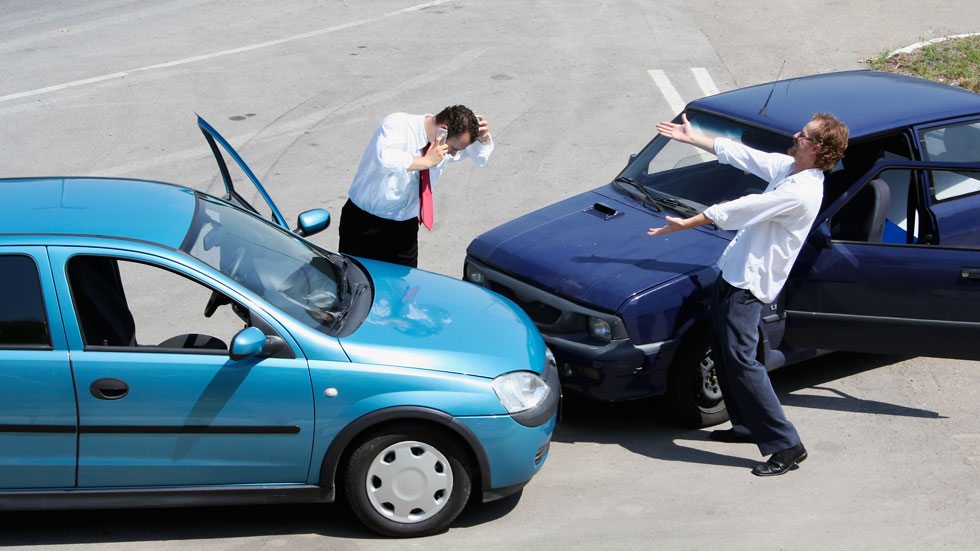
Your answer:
[0,117,558,537]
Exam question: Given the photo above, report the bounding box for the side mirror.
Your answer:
[628,153,638,166]
[230,326,267,361]
[294,209,330,237]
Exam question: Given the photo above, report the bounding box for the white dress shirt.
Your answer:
[702,137,824,303]
[347,112,494,221]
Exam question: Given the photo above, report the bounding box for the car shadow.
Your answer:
[552,351,944,468]
[0,485,523,545]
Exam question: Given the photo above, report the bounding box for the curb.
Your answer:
[887,33,980,57]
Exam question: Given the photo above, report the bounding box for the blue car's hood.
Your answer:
[467,185,731,312]
[339,259,546,378]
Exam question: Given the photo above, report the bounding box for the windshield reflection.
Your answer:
[182,195,343,334]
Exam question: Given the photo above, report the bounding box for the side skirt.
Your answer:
[0,484,331,511]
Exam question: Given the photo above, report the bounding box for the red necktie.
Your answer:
[418,143,434,230]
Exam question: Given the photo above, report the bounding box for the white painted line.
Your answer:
[647,69,686,115]
[888,33,980,57]
[691,67,719,97]
[0,0,456,104]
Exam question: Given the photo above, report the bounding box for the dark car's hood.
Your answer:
[467,185,731,312]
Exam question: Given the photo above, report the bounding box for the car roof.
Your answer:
[688,70,980,139]
[0,177,197,248]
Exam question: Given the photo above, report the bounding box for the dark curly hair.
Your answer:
[810,113,849,171]
[434,105,480,143]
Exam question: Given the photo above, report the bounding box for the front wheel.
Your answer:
[344,426,472,537]
[664,331,729,428]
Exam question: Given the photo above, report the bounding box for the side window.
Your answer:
[920,122,980,202]
[0,255,50,348]
[67,256,247,352]
[830,168,919,244]
[920,121,980,162]
[827,135,917,244]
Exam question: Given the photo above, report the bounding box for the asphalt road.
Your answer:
[2,1,980,549]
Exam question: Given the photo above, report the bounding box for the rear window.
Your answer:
[0,255,51,347]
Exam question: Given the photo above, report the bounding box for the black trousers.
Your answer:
[338,199,420,268]
[709,278,801,456]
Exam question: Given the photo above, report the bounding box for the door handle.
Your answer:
[90,378,129,400]
[961,267,980,281]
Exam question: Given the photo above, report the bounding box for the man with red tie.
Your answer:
[338,105,493,268]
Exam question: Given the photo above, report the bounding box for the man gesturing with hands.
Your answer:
[649,112,848,476]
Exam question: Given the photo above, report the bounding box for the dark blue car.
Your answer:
[464,71,980,427]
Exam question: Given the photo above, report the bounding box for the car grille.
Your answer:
[534,441,550,466]
[489,282,562,325]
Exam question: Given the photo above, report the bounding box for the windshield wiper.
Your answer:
[647,195,700,217]
[329,282,366,332]
[336,257,350,301]
[612,177,662,212]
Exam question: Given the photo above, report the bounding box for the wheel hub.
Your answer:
[365,440,453,524]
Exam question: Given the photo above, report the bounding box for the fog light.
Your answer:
[464,263,487,287]
[560,362,574,378]
[588,316,612,342]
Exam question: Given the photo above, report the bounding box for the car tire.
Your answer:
[344,426,472,537]
[665,330,729,428]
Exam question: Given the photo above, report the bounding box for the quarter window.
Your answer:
[920,122,980,202]
[0,255,50,347]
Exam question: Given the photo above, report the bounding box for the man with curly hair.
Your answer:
[647,112,849,476]
[339,105,493,267]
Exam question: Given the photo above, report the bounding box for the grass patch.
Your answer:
[868,35,980,93]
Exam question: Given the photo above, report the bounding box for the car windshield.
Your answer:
[182,194,346,334]
[615,111,793,214]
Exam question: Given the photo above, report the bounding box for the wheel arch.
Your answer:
[316,406,490,502]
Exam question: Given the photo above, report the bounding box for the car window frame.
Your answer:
[56,248,295,359]
[0,253,53,350]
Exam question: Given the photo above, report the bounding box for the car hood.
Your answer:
[338,259,547,378]
[467,185,731,312]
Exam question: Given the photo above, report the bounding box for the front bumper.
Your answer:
[464,257,679,401]
[456,412,556,501]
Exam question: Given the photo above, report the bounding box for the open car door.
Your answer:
[783,160,980,360]
[198,116,290,231]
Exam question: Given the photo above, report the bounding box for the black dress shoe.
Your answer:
[751,443,807,476]
[709,429,754,443]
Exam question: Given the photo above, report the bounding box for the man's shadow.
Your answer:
[553,351,943,468]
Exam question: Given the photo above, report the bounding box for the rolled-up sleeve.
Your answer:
[376,120,415,173]
[703,188,805,231]
[714,137,793,182]
[452,135,494,166]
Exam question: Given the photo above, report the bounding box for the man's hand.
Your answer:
[647,213,712,236]
[476,114,491,144]
[656,113,715,153]
[656,113,696,144]
[423,131,449,168]
[647,216,687,236]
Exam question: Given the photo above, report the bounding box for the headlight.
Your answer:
[492,371,550,413]
[588,316,612,342]
[464,263,488,287]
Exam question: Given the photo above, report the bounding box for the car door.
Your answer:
[783,155,980,359]
[49,246,315,488]
[198,116,290,231]
[0,249,77,489]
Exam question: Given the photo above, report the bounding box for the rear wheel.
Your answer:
[344,426,471,537]
[665,330,729,428]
